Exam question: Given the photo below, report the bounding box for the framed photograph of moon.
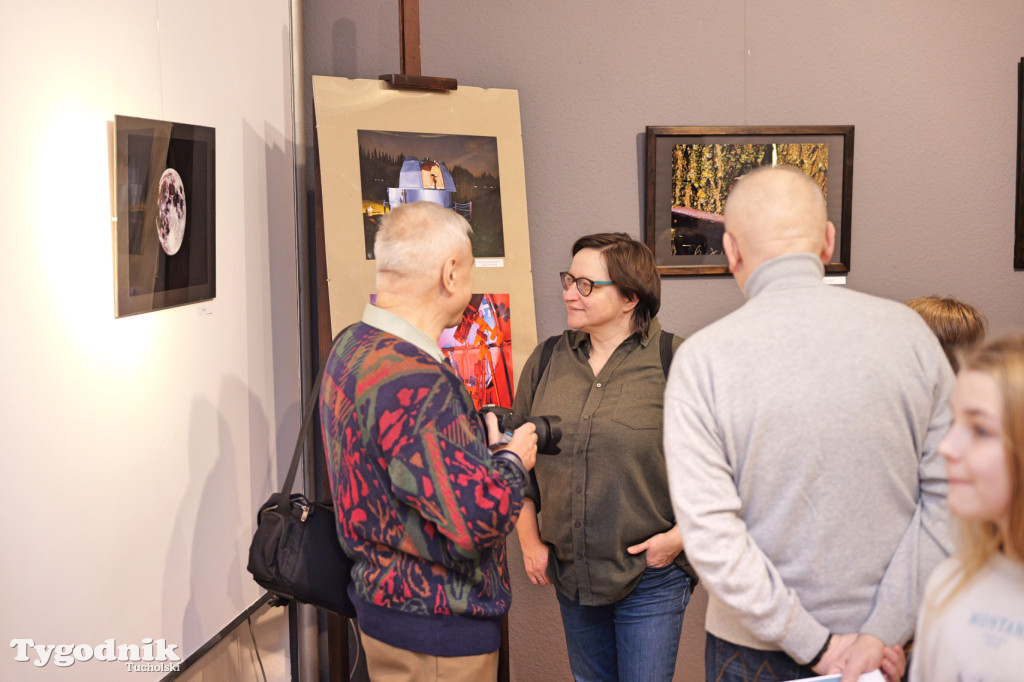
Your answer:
[113,115,216,317]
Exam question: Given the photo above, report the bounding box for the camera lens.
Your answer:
[479,406,562,455]
[531,415,562,455]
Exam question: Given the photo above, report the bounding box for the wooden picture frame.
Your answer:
[644,125,854,276]
[1015,57,1024,269]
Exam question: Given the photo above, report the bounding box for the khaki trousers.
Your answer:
[360,631,499,682]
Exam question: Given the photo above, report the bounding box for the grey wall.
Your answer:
[304,2,1024,680]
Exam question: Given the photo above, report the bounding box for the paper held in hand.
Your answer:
[784,670,885,682]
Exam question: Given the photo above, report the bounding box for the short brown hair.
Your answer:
[572,233,660,336]
[906,296,986,372]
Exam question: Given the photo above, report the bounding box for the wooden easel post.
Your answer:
[379,0,458,91]
[399,0,421,77]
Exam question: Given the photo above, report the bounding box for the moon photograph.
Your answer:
[156,167,187,256]
[114,115,216,317]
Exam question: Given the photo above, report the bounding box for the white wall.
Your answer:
[0,1,299,680]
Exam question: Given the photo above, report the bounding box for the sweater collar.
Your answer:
[361,303,445,363]
[745,253,826,300]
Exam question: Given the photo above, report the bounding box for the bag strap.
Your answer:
[278,369,326,502]
[534,334,560,391]
[659,331,675,379]
[274,325,353,511]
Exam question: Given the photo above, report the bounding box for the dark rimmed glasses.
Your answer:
[560,271,614,297]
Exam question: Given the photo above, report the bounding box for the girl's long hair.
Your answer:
[934,333,1024,609]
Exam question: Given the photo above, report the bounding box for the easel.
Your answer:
[314,0,458,406]
[313,5,457,361]
[317,4,514,681]
[378,0,457,92]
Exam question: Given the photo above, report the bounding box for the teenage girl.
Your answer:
[910,334,1024,681]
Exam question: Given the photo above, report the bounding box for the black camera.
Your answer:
[479,406,562,455]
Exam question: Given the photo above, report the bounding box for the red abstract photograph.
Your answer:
[439,293,513,409]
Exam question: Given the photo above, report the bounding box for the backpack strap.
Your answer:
[537,331,675,386]
[534,334,561,392]
[659,331,675,379]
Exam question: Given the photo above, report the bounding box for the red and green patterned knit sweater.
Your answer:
[319,322,527,656]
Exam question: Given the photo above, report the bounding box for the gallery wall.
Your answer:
[304,1,1024,681]
[0,1,300,680]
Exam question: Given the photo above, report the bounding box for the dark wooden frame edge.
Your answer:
[643,125,854,277]
[1014,58,1024,269]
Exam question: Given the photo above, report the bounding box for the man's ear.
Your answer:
[820,221,836,264]
[724,231,741,274]
[440,256,459,294]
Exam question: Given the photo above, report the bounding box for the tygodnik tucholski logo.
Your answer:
[11,638,182,672]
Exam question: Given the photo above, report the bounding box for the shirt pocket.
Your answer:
[609,381,664,430]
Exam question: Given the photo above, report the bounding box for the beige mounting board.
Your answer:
[312,76,538,388]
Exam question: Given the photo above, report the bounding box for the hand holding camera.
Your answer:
[482,409,539,471]
[479,406,562,455]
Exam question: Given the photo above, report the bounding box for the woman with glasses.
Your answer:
[512,232,696,682]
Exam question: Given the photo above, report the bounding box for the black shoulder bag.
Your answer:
[246,364,356,617]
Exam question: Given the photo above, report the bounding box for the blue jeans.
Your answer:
[556,564,692,682]
[705,632,817,682]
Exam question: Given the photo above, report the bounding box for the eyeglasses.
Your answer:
[560,271,614,297]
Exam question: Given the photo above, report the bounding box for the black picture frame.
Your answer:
[1015,58,1024,269]
[644,125,854,276]
[113,115,216,317]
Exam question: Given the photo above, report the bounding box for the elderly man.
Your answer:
[664,166,954,682]
[319,201,537,681]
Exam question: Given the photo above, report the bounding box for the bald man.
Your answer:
[663,167,954,682]
[319,201,537,682]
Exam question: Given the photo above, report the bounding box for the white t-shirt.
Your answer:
[910,553,1024,682]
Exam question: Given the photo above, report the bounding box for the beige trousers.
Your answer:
[360,630,499,682]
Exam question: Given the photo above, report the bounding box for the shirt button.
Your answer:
[575,521,581,528]
[576,487,582,493]
[596,382,602,388]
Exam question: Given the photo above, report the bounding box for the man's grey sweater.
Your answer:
[663,253,954,664]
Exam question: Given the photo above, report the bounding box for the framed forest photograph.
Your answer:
[644,125,854,276]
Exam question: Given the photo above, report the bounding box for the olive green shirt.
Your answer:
[513,318,694,606]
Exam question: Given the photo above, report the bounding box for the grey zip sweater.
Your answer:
[664,253,954,664]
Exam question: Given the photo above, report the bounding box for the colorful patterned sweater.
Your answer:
[319,321,527,656]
